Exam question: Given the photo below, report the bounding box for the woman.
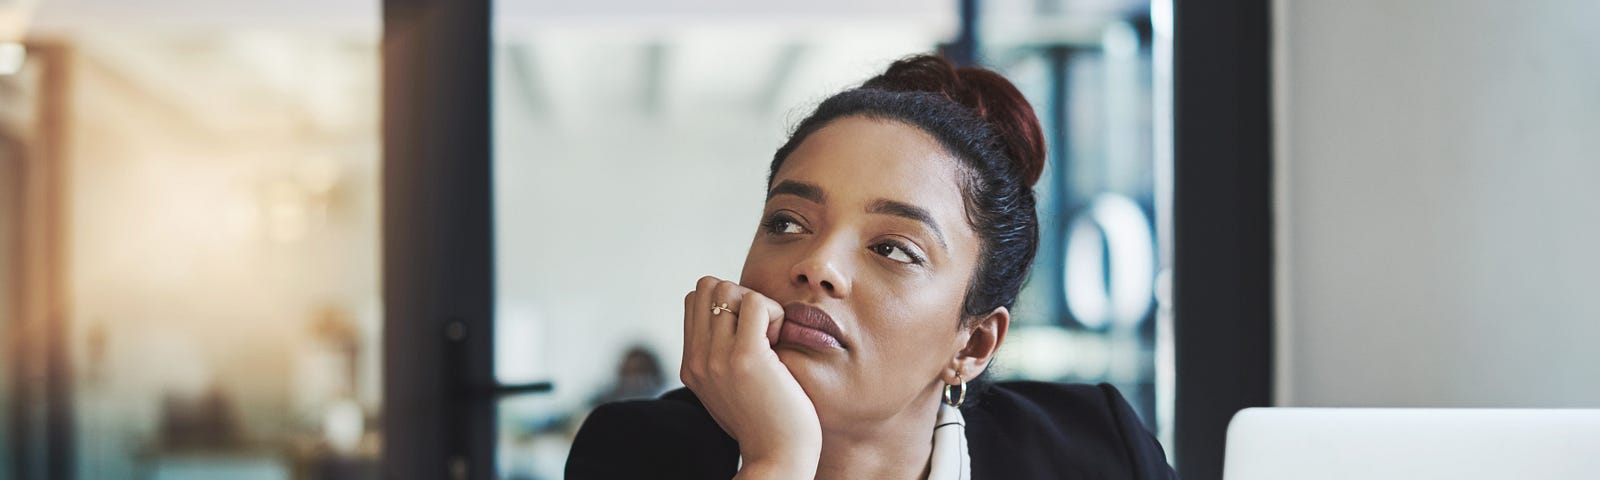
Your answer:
[567,55,1175,479]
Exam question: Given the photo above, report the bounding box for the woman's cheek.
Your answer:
[738,251,787,292]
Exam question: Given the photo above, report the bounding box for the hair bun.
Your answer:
[863,55,1047,187]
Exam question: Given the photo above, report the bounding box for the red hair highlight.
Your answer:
[863,56,1048,187]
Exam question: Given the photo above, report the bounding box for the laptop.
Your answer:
[1223,407,1600,479]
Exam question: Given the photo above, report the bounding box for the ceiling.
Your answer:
[24,0,958,36]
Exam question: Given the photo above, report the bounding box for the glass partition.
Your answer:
[978,0,1171,446]
[2,4,383,477]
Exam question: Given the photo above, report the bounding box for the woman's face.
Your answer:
[739,115,991,428]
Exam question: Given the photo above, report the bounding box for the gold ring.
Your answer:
[711,303,732,316]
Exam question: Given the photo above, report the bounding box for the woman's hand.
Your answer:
[682,276,820,479]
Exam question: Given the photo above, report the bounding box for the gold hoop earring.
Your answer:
[943,372,967,407]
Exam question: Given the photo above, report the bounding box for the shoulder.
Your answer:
[566,388,738,480]
[975,381,1124,416]
[965,381,1176,479]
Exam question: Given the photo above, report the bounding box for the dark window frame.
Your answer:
[1172,0,1276,479]
[381,0,496,478]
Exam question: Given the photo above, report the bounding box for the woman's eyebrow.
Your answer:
[766,180,826,203]
[867,199,948,250]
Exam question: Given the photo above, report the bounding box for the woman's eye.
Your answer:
[870,241,922,264]
[763,215,806,234]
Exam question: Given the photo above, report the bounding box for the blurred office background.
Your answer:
[1,0,1597,479]
[3,0,384,478]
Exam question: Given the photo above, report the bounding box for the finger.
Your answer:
[681,290,697,380]
[707,280,744,356]
[737,291,785,349]
[687,276,720,379]
[690,276,719,343]
[766,303,784,347]
[683,290,694,341]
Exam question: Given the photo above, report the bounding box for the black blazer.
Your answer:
[566,381,1177,479]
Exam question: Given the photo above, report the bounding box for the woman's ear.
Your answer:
[946,306,1010,383]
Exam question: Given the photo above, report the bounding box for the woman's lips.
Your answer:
[777,304,844,351]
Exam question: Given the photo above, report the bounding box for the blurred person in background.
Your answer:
[590,345,668,405]
[567,55,1174,479]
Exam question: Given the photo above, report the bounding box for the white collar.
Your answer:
[927,403,972,480]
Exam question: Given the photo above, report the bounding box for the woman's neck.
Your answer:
[814,393,942,480]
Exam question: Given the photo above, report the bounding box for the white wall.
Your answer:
[491,28,941,415]
[1275,0,1600,407]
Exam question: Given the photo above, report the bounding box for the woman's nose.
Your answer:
[790,246,852,298]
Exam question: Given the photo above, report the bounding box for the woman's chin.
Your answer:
[775,349,844,399]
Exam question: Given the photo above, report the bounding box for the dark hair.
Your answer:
[767,55,1045,402]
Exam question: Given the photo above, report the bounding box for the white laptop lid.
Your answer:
[1223,408,1600,480]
